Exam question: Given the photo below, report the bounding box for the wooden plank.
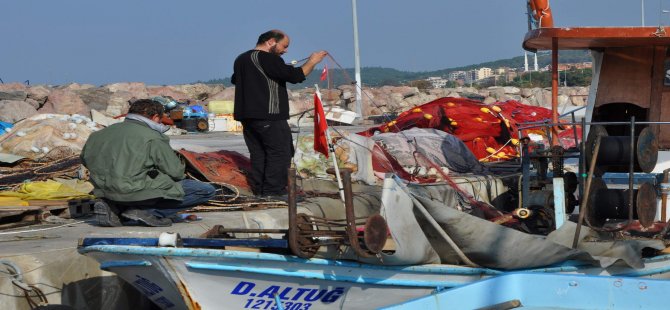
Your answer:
[27,200,69,207]
[0,206,42,211]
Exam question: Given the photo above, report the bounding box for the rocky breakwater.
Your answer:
[284,85,590,120]
[0,82,227,123]
[0,82,589,124]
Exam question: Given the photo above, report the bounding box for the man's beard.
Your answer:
[270,45,281,56]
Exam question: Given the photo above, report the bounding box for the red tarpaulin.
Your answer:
[178,149,253,195]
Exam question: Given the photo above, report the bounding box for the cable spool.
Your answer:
[585,125,658,176]
[586,178,657,227]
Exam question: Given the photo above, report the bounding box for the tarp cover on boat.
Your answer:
[363,175,664,270]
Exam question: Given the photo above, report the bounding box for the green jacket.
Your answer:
[81,119,185,202]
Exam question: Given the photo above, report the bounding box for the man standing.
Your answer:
[232,29,327,199]
[81,99,216,227]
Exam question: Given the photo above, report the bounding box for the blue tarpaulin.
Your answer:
[0,121,12,135]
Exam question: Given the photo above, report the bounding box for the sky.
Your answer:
[0,0,664,85]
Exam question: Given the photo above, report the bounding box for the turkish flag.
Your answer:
[313,93,329,157]
[320,65,328,81]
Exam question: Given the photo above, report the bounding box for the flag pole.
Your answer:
[315,84,346,202]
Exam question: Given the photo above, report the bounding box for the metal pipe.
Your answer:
[521,139,531,209]
[551,37,559,146]
[579,118,586,203]
[351,0,363,118]
[341,168,375,258]
[662,168,670,222]
[573,136,601,248]
[519,120,670,130]
[216,228,288,234]
[629,117,635,225]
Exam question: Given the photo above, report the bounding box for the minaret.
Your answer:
[533,53,539,71]
[524,51,529,72]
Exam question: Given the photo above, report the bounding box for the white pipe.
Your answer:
[352,0,363,119]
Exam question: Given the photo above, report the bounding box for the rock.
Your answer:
[520,88,533,98]
[446,92,461,98]
[24,98,41,109]
[0,83,27,92]
[483,96,497,104]
[558,94,570,106]
[171,83,225,100]
[41,89,90,116]
[503,86,521,94]
[105,91,133,116]
[488,87,505,100]
[0,100,38,123]
[321,89,342,101]
[209,88,235,101]
[59,83,95,91]
[577,87,589,96]
[571,95,586,106]
[104,82,148,95]
[341,91,353,100]
[0,91,27,101]
[76,88,113,112]
[27,85,51,103]
[401,93,437,108]
[146,86,188,101]
[427,89,449,98]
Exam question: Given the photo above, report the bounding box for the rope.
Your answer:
[0,221,88,236]
[0,259,49,307]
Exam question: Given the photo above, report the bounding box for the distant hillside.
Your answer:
[201,50,592,88]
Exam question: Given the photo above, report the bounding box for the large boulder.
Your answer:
[146,86,188,101]
[24,98,42,109]
[209,87,235,101]
[503,86,521,94]
[0,91,27,101]
[27,85,51,104]
[41,89,90,116]
[483,96,497,104]
[59,83,95,91]
[488,87,505,100]
[520,88,533,98]
[571,95,586,106]
[171,83,225,100]
[76,88,114,112]
[105,91,134,116]
[0,100,38,123]
[0,83,27,92]
[104,82,148,99]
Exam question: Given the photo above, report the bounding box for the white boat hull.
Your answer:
[81,245,670,310]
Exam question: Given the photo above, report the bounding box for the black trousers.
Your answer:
[241,119,293,196]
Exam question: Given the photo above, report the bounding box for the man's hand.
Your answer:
[301,51,329,76]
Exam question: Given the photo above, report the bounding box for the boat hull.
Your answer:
[80,245,670,310]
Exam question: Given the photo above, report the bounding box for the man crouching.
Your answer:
[81,99,215,227]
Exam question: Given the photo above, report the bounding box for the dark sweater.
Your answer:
[232,50,306,121]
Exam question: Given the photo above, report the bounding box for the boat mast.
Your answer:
[351,0,363,118]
